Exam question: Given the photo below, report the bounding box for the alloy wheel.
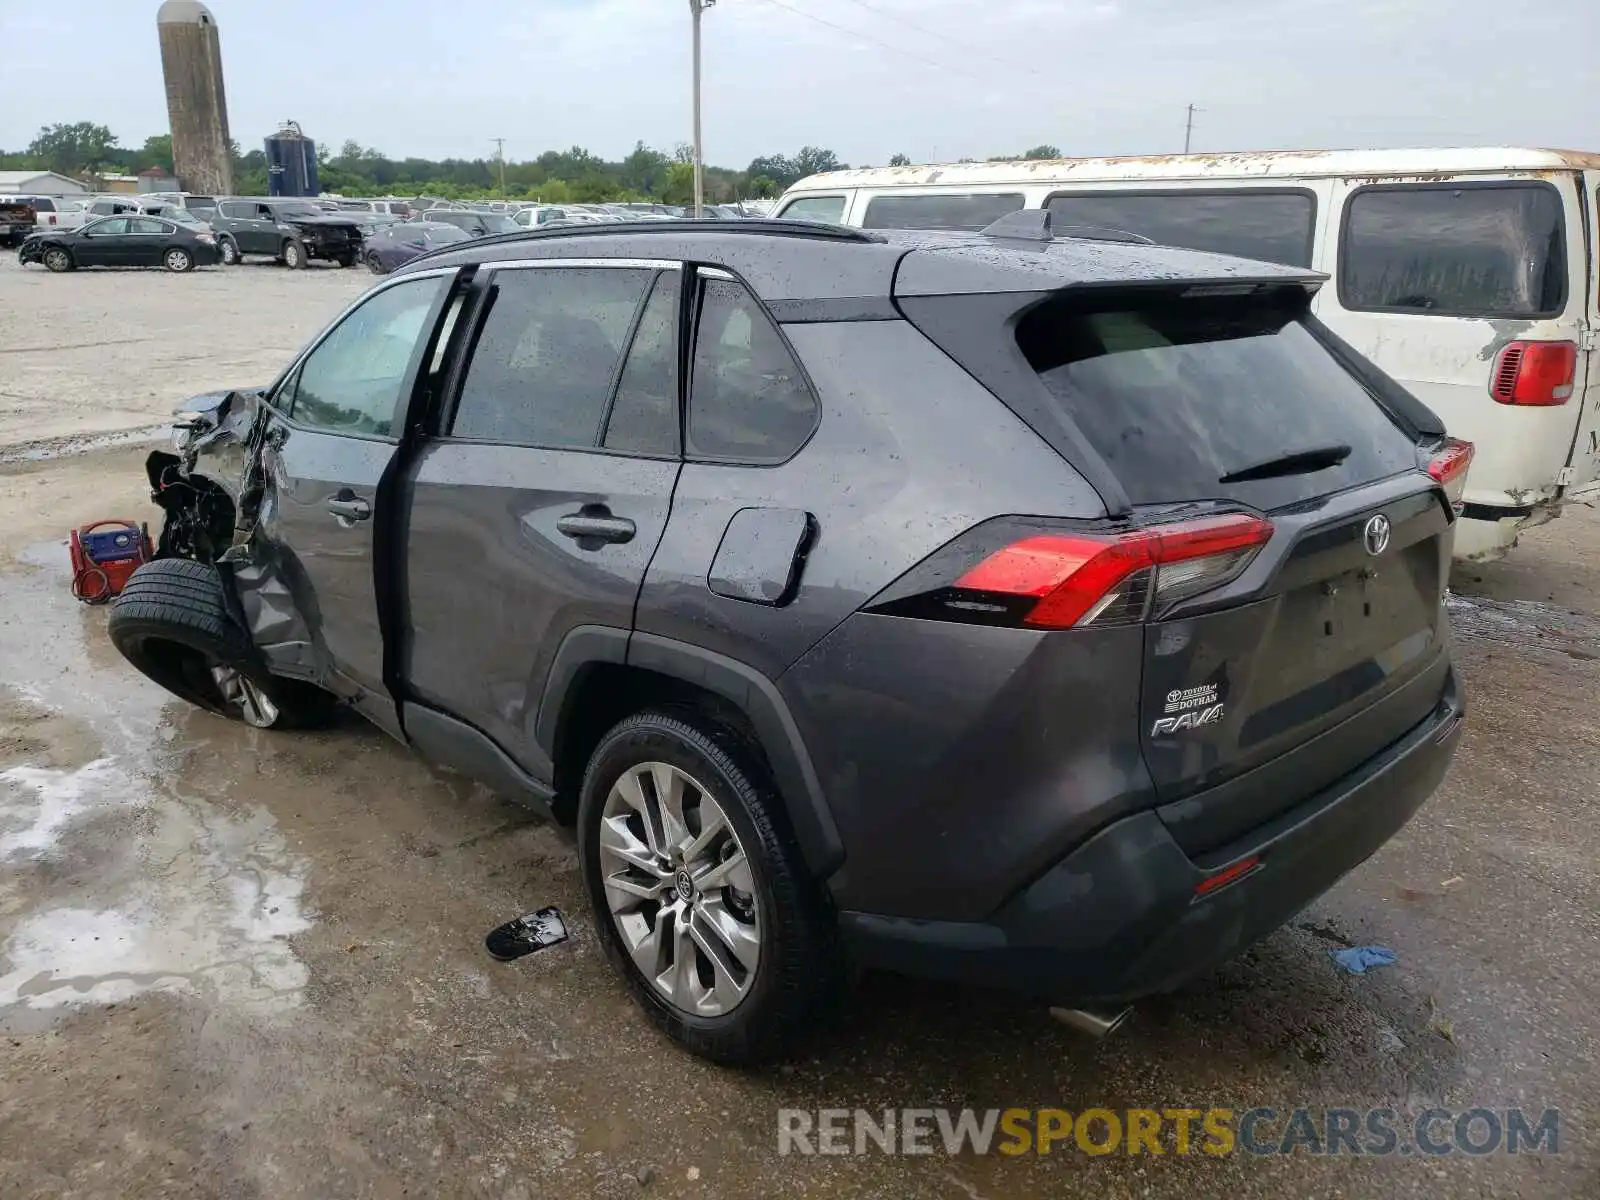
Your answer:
[597,761,761,1017]
[209,664,280,728]
[164,248,192,272]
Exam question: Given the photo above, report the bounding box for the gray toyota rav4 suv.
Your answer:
[109,215,1468,1063]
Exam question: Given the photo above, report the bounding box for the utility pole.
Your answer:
[689,0,715,217]
[1183,104,1202,154]
[491,137,507,198]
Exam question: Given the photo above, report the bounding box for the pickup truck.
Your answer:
[0,196,89,243]
[0,198,33,246]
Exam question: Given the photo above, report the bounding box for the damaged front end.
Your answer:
[146,390,320,680]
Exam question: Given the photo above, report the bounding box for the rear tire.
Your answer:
[163,247,194,273]
[107,559,337,730]
[42,247,73,273]
[283,239,306,270]
[578,710,841,1065]
[364,249,386,274]
[335,252,357,268]
[219,237,240,266]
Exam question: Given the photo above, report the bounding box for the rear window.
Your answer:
[1017,293,1417,510]
[26,197,56,213]
[1046,190,1315,267]
[863,192,1024,232]
[1339,183,1566,317]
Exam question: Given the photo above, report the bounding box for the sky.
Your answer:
[2,0,1597,168]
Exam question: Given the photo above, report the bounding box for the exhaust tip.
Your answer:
[1049,1005,1132,1039]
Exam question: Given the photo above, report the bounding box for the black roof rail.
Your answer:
[405,217,886,266]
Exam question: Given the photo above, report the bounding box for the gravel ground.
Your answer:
[0,265,1595,1199]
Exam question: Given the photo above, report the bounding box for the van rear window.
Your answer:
[1017,293,1416,510]
[1339,183,1566,317]
[1046,191,1315,267]
[862,192,1024,232]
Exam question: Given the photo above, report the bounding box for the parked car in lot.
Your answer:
[412,209,519,238]
[0,197,40,246]
[18,214,219,272]
[0,195,87,240]
[361,220,469,273]
[210,197,364,268]
[109,215,1467,1064]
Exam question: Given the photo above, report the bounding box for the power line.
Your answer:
[831,0,1043,76]
[748,0,989,82]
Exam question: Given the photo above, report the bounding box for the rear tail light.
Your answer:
[870,513,1274,630]
[1193,854,1262,898]
[1489,340,1576,406]
[1423,438,1474,509]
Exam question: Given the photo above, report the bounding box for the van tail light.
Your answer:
[1423,438,1474,509]
[867,513,1274,630]
[1490,340,1576,406]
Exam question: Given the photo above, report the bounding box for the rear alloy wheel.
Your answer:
[283,239,306,270]
[42,247,73,273]
[579,710,841,1064]
[219,237,240,266]
[364,249,386,274]
[163,247,194,273]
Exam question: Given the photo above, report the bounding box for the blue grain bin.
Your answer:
[265,123,319,197]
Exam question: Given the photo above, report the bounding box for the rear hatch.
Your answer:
[903,272,1457,856]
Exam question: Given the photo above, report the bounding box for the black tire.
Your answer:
[219,237,240,266]
[365,249,387,275]
[283,239,307,270]
[335,252,357,268]
[107,559,337,730]
[578,710,841,1065]
[42,247,73,273]
[163,247,194,273]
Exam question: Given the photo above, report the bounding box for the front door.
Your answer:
[77,217,133,266]
[254,271,457,735]
[403,261,684,775]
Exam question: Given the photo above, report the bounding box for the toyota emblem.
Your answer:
[1363,514,1391,556]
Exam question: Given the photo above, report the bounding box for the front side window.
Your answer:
[1339,183,1567,316]
[778,195,846,224]
[862,192,1025,232]
[451,267,653,447]
[284,275,449,437]
[1046,190,1316,267]
[688,276,817,462]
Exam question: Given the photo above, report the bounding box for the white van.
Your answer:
[776,148,1600,560]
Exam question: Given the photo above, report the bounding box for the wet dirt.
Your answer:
[0,445,1593,1199]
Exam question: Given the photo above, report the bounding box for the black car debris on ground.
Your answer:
[209,197,364,269]
[108,214,1469,1065]
[18,215,222,273]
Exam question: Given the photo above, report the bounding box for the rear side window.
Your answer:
[1017,293,1417,510]
[778,195,846,224]
[688,276,817,462]
[1046,190,1315,267]
[451,267,652,447]
[863,192,1024,232]
[1339,183,1566,316]
[604,272,680,456]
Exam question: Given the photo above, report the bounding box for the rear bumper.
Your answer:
[839,669,1463,1003]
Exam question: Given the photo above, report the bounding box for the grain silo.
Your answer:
[156,0,235,196]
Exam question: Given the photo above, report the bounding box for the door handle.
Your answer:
[557,508,635,545]
[327,493,371,522]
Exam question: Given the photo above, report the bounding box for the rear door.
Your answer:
[125,217,171,266]
[1569,170,1600,494]
[1013,288,1452,854]
[402,260,683,773]
[1319,175,1587,514]
[255,269,458,735]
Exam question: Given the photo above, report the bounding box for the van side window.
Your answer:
[1046,190,1316,267]
[777,195,846,224]
[688,276,817,462]
[862,192,1024,232]
[1339,183,1566,317]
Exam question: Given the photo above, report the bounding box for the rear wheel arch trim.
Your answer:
[537,627,843,878]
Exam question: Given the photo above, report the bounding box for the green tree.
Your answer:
[746,174,778,198]
[889,153,911,167]
[139,134,174,173]
[1023,144,1061,159]
[661,161,697,207]
[27,122,120,174]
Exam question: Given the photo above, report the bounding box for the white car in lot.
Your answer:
[0,195,88,235]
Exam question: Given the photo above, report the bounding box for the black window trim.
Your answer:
[683,264,823,467]
[1336,178,1570,319]
[437,258,685,461]
[265,267,463,444]
[1044,184,1320,268]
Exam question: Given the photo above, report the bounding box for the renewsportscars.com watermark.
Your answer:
[778,1107,1561,1158]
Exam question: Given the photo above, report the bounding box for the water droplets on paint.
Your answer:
[0,544,312,1029]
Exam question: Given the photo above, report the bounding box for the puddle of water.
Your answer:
[0,543,313,1031]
